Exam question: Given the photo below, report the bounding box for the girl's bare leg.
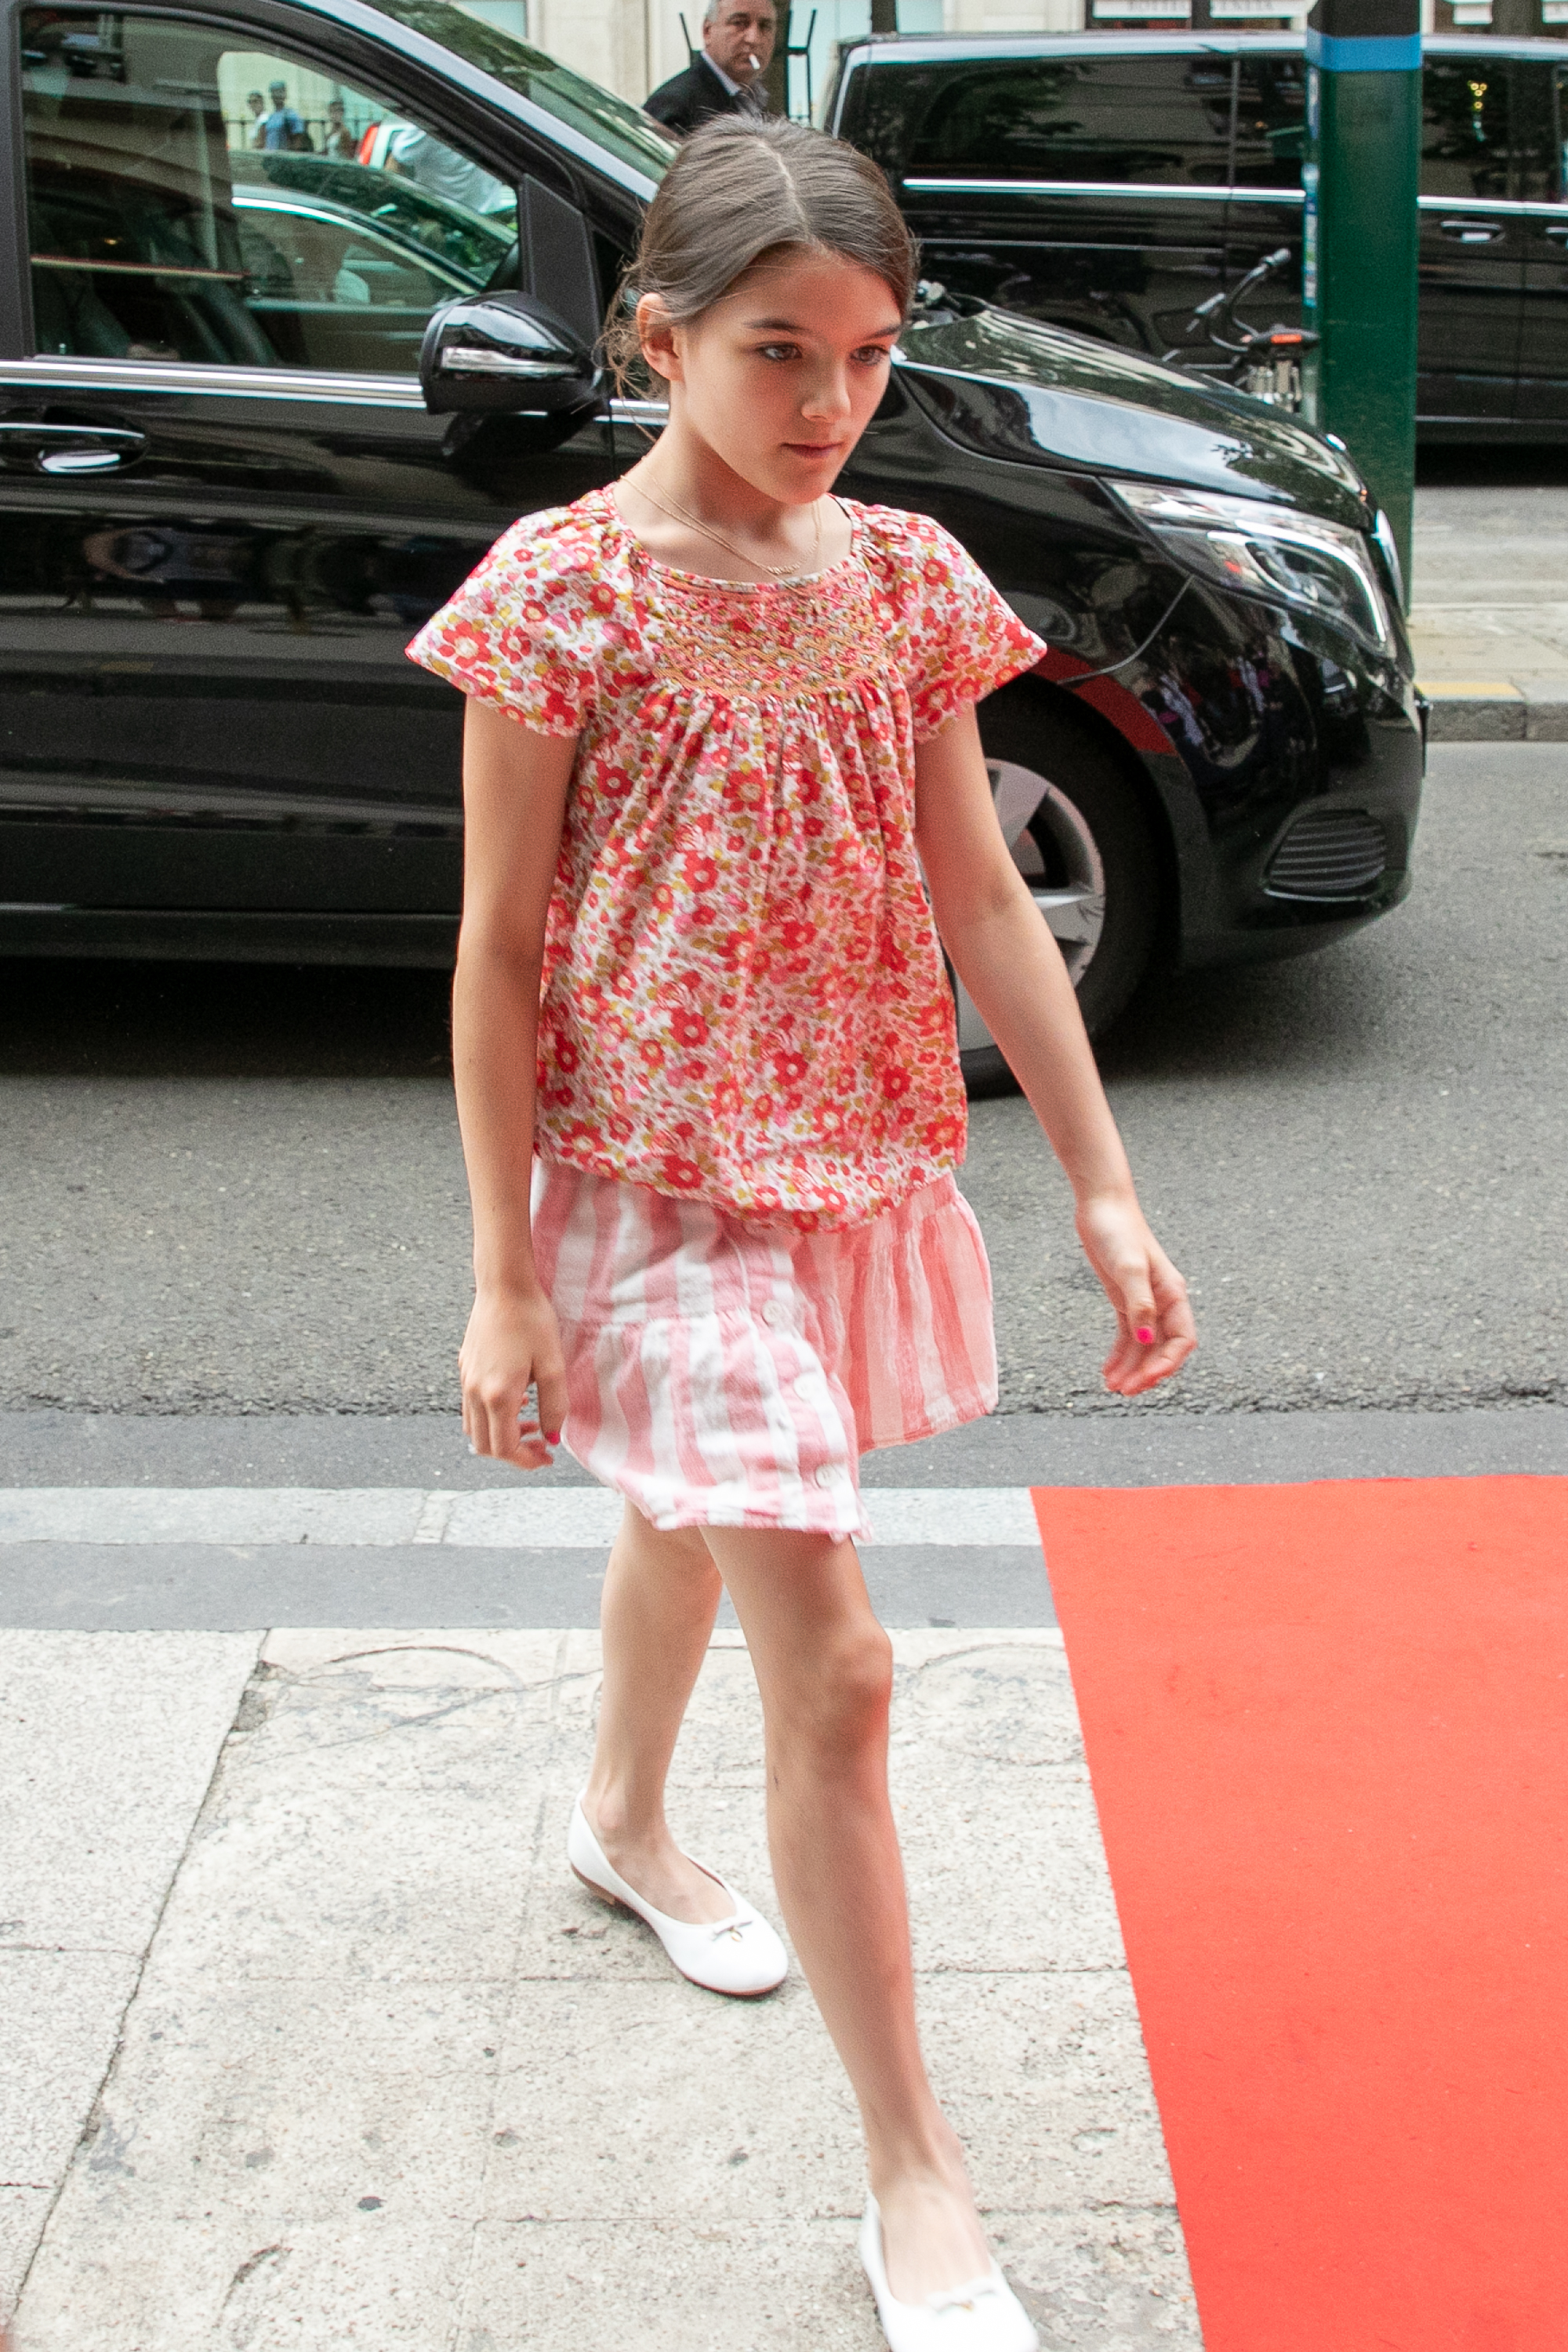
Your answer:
[702,1525,992,2306]
[580,1502,735,1924]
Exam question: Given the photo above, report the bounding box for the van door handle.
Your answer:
[0,423,147,475]
[1542,223,1568,245]
[1437,219,1504,244]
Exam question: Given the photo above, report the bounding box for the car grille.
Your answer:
[1265,809,1388,900]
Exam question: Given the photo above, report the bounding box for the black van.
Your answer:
[825,31,1568,439]
[0,0,1421,1062]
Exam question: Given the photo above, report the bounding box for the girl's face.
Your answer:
[639,249,902,505]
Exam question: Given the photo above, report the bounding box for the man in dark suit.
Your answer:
[645,1,778,136]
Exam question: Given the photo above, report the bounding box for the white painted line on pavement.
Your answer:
[0,1487,425,1547]
[862,1489,1040,1546]
[0,1486,1044,1549]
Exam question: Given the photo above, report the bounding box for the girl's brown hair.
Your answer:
[603,116,918,388]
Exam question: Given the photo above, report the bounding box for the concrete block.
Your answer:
[13,1630,1194,2350]
[999,2205,1203,2350]
[891,1642,1127,1973]
[158,1638,561,1985]
[0,1632,260,1951]
[917,1972,1176,2212]
[894,1632,1078,1769]
[1521,684,1568,742]
[898,1767,1128,1973]
[259,1624,575,1674]
[459,2214,880,2350]
[486,1977,860,2223]
[1419,684,1526,742]
[457,2208,1200,2351]
[0,1951,140,2186]
[17,1975,510,2346]
[0,1633,258,2325]
[0,2187,51,2322]
[552,1633,772,1793]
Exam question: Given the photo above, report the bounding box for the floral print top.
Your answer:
[407,487,1044,1232]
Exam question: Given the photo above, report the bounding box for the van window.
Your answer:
[904,56,1233,188]
[1508,60,1562,203]
[1421,56,1511,201]
[1232,56,1307,191]
[21,8,517,372]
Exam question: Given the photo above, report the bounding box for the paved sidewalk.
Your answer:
[1410,482,1568,739]
[1,1624,1200,2351]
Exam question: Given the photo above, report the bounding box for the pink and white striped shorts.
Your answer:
[530,1158,998,1541]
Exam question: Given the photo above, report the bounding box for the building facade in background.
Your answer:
[486,0,1564,114]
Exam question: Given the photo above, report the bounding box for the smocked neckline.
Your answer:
[598,485,862,595]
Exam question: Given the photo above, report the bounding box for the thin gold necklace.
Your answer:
[628,475,823,581]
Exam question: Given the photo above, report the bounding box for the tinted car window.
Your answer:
[1508,60,1562,202]
[904,56,1233,187]
[1421,54,1511,200]
[21,9,514,371]
[366,0,676,180]
[1232,55,1307,191]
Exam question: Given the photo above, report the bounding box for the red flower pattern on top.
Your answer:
[407,489,1045,1231]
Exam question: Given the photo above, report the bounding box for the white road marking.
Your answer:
[0,1486,1044,1549]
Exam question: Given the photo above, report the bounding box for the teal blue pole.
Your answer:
[1301,1,1421,608]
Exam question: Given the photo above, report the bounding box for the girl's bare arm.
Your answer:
[914,702,1196,1396]
[452,698,578,1464]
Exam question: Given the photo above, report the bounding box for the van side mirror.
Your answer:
[419,292,598,416]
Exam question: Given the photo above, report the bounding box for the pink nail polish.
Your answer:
[1137,1327,1154,1345]
[544,1429,561,1446]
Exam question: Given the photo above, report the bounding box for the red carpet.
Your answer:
[1033,1476,1568,2352]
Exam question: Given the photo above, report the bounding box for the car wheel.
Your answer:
[958,684,1160,1089]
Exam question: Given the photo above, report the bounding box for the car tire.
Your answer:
[960,682,1160,1091]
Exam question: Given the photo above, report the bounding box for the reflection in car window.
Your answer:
[1508,61,1562,204]
[1421,57,1511,201]
[1232,56,1307,192]
[904,56,1234,188]
[20,8,517,372]
[366,0,675,182]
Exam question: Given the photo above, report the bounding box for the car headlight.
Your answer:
[1110,480,1394,655]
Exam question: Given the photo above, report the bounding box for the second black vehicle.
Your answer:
[825,28,1568,441]
[0,0,1421,1064]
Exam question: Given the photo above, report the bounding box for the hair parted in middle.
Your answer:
[602,116,919,388]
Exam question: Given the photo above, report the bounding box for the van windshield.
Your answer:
[368,0,675,180]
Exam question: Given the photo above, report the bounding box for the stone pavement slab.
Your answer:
[1410,481,1568,736]
[5,1627,1200,2350]
[0,1635,263,2318]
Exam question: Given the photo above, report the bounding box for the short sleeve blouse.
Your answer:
[408,489,1045,1232]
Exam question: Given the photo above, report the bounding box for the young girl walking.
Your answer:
[411,116,1195,2352]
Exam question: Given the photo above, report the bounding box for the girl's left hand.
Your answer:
[1075,1189,1197,1396]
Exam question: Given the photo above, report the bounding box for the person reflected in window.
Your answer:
[644,1,775,137]
[260,80,310,152]
[321,96,358,159]
[384,124,514,216]
[245,89,267,150]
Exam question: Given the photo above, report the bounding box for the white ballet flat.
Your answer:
[859,2196,1039,2352]
[566,1796,789,1998]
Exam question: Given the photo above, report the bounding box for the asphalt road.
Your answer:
[2,743,1564,1422]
